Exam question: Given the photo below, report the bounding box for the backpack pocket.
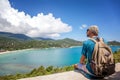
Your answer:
[102,63,115,76]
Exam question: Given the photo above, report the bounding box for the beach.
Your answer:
[0,48,34,55]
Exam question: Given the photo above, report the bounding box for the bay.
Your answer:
[0,46,120,76]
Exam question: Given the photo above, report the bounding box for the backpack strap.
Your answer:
[99,38,104,43]
[89,38,97,43]
[89,38,99,62]
[89,38,100,75]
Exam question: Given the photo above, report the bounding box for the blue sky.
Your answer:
[0,0,120,41]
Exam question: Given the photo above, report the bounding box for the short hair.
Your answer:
[88,25,99,35]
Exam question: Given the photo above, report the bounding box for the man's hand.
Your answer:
[80,55,86,64]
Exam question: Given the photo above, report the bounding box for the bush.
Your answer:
[0,65,74,80]
[46,66,53,72]
[113,50,120,63]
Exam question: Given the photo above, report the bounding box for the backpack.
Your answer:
[89,38,115,77]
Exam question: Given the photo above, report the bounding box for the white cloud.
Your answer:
[80,24,87,30]
[0,0,72,38]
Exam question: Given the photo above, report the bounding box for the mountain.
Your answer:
[0,32,32,40]
[108,41,120,45]
[55,38,82,47]
[33,37,54,40]
[61,38,80,42]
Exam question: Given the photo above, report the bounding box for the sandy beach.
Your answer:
[0,47,66,55]
[0,47,75,55]
[0,48,34,55]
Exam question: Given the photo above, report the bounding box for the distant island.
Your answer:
[0,32,120,52]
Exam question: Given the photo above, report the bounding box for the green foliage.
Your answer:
[1,36,120,51]
[46,66,53,72]
[0,37,82,51]
[53,67,60,73]
[0,65,74,80]
[113,50,120,63]
[108,41,120,45]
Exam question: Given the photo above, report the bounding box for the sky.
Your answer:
[0,0,120,41]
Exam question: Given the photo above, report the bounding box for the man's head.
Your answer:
[87,25,99,37]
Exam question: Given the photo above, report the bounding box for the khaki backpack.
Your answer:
[90,38,115,77]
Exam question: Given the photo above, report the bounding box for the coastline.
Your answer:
[0,45,119,55]
[0,46,82,55]
[0,48,34,55]
[70,46,82,48]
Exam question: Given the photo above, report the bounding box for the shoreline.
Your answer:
[0,48,34,55]
[0,45,119,55]
[0,46,82,55]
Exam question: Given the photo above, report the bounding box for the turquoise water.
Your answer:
[0,46,120,75]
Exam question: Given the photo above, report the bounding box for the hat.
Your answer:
[88,25,99,35]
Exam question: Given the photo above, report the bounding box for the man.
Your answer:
[74,25,100,75]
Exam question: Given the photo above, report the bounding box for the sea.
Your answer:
[0,46,120,76]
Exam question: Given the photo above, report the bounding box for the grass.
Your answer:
[113,50,120,63]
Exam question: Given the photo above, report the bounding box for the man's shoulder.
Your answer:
[83,39,95,45]
[84,39,94,43]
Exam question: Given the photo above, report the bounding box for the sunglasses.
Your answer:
[87,29,89,32]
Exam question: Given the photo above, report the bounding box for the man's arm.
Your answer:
[80,55,86,64]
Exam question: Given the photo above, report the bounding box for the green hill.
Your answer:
[108,41,120,45]
[0,32,120,51]
[0,36,82,51]
[0,32,32,40]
